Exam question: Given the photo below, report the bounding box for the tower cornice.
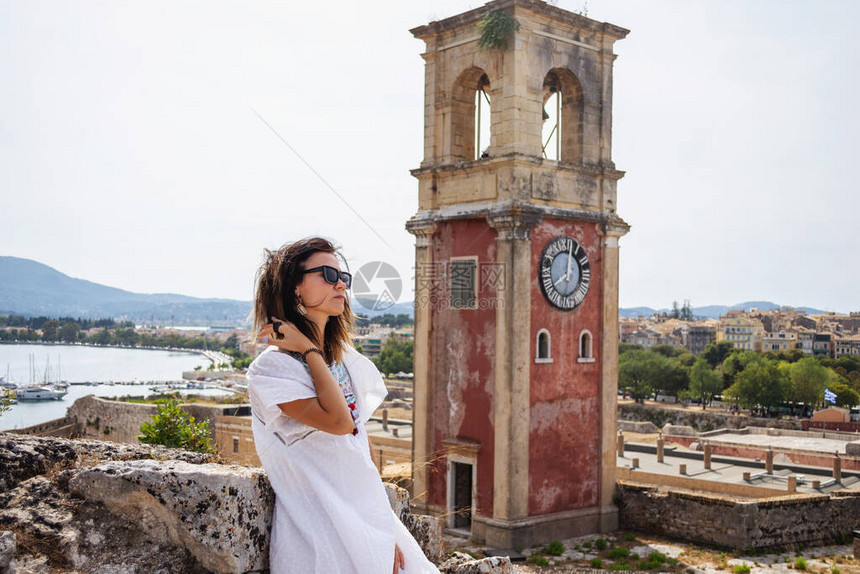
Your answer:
[407,200,629,236]
[411,154,625,181]
[410,0,629,42]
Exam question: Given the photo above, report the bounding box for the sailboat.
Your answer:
[16,354,68,401]
[1,364,17,403]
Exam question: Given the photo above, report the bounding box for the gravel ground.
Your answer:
[444,532,860,574]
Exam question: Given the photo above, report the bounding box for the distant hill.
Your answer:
[352,298,415,319]
[0,256,252,326]
[620,300,827,320]
[2,256,834,325]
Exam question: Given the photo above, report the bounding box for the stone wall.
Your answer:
[617,481,860,550]
[8,416,79,438]
[618,403,800,433]
[0,433,448,573]
[65,395,242,446]
[67,395,158,443]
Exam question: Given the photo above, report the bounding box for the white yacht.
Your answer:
[16,386,67,401]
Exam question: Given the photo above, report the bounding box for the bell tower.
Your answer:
[407,0,629,547]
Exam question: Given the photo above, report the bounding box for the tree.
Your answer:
[90,328,113,345]
[675,351,697,368]
[725,356,787,413]
[720,350,759,390]
[688,357,722,409]
[701,341,735,369]
[114,328,139,346]
[373,338,414,376]
[619,349,664,403]
[829,382,860,409]
[138,399,215,454]
[654,358,690,397]
[41,320,60,341]
[651,344,681,358]
[680,300,694,321]
[618,342,643,355]
[788,357,829,408]
[58,322,80,343]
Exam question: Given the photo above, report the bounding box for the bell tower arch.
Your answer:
[407,0,630,548]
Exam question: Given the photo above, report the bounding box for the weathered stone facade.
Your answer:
[408,0,629,548]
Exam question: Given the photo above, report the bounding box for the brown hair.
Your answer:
[253,237,353,364]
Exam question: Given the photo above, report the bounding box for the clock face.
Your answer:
[539,236,590,310]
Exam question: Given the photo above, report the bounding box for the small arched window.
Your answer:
[535,328,552,363]
[578,329,595,363]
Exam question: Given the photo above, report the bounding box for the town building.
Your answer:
[797,328,816,354]
[681,322,717,355]
[813,333,834,358]
[835,334,860,358]
[716,315,764,352]
[762,330,798,352]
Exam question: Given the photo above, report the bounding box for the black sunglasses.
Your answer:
[302,265,352,289]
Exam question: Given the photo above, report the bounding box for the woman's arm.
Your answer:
[259,320,354,435]
[278,351,354,435]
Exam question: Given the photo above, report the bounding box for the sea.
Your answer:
[0,343,236,431]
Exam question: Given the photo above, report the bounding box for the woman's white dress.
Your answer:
[247,345,439,574]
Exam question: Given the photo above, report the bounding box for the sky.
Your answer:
[1,0,858,313]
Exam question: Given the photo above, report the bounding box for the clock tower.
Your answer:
[407,0,629,548]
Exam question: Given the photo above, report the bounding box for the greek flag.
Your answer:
[824,388,837,404]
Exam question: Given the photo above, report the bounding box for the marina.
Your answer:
[0,343,238,431]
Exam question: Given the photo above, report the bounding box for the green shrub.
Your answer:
[583,541,593,550]
[545,540,564,556]
[624,533,636,542]
[794,557,808,570]
[591,558,603,568]
[476,10,520,51]
[648,552,667,565]
[528,554,549,567]
[609,560,629,571]
[138,398,215,454]
[595,538,608,551]
[609,547,630,559]
[635,552,670,570]
[734,564,751,574]
[830,567,840,574]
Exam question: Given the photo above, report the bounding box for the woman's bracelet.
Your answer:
[301,347,324,361]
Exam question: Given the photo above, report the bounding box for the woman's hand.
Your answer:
[258,317,315,354]
[393,544,405,573]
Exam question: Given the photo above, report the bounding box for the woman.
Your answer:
[246,237,439,574]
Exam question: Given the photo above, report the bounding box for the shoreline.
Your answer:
[0,340,209,357]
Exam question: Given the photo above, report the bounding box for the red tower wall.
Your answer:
[426,218,498,517]
[528,219,603,515]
